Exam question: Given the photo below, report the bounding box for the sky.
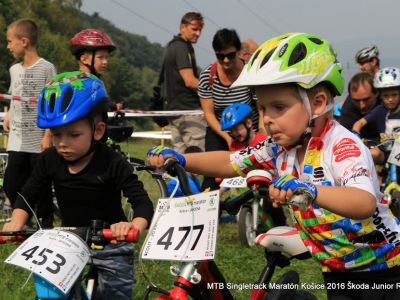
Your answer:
[81,0,400,87]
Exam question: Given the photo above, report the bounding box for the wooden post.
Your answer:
[3,106,7,150]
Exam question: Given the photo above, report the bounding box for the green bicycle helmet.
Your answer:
[232,32,344,97]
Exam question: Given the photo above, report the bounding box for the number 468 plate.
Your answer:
[141,191,219,261]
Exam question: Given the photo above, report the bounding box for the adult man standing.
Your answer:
[163,12,206,152]
[339,72,380,139]
[355,45,380,75]
[238,38,258,63]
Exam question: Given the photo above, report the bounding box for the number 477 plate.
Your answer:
[141,191,219,261]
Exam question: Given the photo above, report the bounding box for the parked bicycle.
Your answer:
[140,161,316,300]
[221,171,275,247]
[0,219,139,300]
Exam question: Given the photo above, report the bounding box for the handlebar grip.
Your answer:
[0,235,26,244]
[102,228,140,243]
[164,160,193,196]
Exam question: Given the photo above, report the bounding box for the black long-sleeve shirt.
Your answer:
[15,143,154,227]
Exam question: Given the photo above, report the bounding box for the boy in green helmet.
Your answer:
[148,33,400,299]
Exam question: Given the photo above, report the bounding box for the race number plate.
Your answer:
[141,191,219,261]
[388,139,400,167]
[220,177,247,188]
[5,229,90,294]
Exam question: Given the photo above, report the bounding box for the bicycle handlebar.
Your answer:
[163,160,193,196]
[0,227,140,244]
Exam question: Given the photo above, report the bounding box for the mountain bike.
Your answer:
[0,150,11,224]
[0,219,139,300]
[221,171,275,247]
[140,161,316,300]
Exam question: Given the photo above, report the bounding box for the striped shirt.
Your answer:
[198,63,259,128]
[8,58,56,153]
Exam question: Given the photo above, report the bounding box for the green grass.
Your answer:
[0,138,327,299]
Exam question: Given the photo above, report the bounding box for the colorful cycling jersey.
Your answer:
[230,120,400,272]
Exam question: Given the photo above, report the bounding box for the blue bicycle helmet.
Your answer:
[37,71,108,128]
[220,103,252,131]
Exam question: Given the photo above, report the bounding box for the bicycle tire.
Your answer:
[238,206,256,247]
[390,190,400,218]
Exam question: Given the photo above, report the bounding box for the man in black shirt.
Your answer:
[339,72,380,140]
[163,12,206,152]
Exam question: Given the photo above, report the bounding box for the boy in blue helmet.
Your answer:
[220,102,267,151]
[2,71,154,300]
[148,33,400,299]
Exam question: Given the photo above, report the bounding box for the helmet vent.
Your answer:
[260,47,276,68]
[250,49,261,67]
[40,95,46,115]
[49,93,56,113]
[61,88,73,113]
[288,42,307,66]
[309,37,323,45]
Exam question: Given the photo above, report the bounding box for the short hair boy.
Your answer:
[3,72,154,299]
[148,33,400,299]
[5,18,56,226]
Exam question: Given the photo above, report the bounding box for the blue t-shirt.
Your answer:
[364,104,400,136]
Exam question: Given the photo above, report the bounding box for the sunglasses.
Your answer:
[215,51,237,61]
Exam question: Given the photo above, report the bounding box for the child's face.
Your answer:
[380,88,400,111]
[255,84,309,147]
[230,120,251,143]
[50,119,103,162]
[6,27,26,59]
[81,49,110,75]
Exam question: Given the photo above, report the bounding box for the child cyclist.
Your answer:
[353,67,400,164]
[3,71,154,300]
[220,102,286,226]
[148,33,400,299]
[220,102,267,151]
[69,29,116,77]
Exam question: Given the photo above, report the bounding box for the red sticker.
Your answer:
[333,138,361,162]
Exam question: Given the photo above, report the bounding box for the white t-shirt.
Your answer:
[230,120,400,272]
[8,58,56,153]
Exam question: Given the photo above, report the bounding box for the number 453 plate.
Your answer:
[141,191,219,261]
[5,229,90,295]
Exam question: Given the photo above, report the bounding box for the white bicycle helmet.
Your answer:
[355,45,379,64]
[374,67,400,89]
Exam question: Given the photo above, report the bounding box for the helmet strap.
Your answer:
[292,87,334,147]
[242,122,252,146]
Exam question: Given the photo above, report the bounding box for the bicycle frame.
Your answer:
[1,221,139,300]
[141,164,313,300]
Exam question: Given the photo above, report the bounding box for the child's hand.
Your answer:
[2,112,9,132]
[109,221,136,243]
[146,146,186,168]
[269,175,318,210]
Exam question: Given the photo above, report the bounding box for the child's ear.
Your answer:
[21,37,30,48]
[80,52,92,65]
[245,118,253,128]
[93,122,106,141]
[310,91,329,115]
